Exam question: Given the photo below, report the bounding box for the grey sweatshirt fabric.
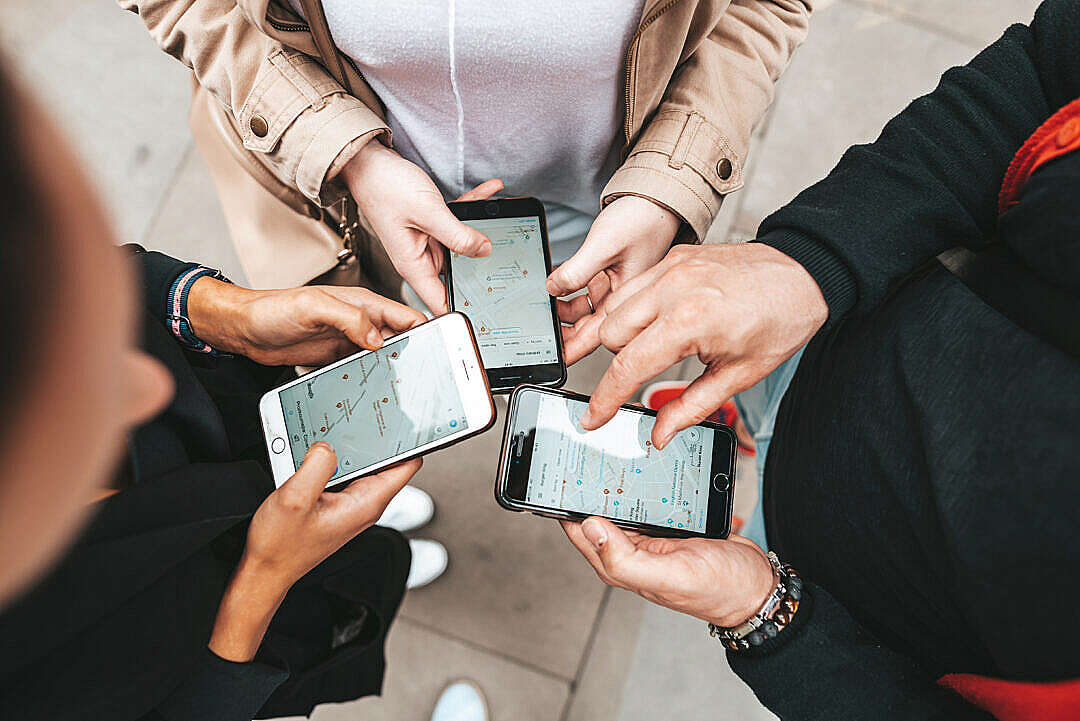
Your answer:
[292,0,644,261]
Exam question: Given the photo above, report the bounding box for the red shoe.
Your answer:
[640,381,756,456]
[731,515,745,534]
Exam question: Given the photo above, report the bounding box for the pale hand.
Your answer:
[209,444,421,661]
[561,517,776,629]
[187,278,426,367]
[340,141,504,314]
[550,196,681,364]
[579,243,828,448]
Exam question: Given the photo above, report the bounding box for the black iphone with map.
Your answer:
[495,386,736,539]
[445,197,566,394]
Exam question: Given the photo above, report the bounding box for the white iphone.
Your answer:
[260,312,496,488]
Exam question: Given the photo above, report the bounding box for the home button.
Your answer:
[271,437,286,454]
[712,473,730,493]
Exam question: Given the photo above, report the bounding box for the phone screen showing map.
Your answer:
[450,216,559,370]
[278,323,469,480]
[520,394,715,533]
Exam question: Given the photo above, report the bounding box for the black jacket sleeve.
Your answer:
[727,583,996,720]
[756,0,1080,322]
[139,648,288,721]
[123,244,200,322]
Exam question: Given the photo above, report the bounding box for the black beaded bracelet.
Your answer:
[708,552,803,652]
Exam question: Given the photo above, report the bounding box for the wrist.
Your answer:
[757,231,845,324]
[327,133,379,183]
[186,277,256,356]
[209,556,292,663]
[340,140,395,194]
[610,194,682,242]
[232,554,295,600]
[708,552,805,652]
[707,548,778,628]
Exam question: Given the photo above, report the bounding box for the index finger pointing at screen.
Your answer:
[581,324,686,435]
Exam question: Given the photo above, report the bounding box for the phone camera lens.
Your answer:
[485,201,499,216]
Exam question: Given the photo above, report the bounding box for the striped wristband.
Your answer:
[165,266,230,355]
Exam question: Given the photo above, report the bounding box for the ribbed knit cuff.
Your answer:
[756,230,857,324]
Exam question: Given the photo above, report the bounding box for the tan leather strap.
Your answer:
[298,0,353,95]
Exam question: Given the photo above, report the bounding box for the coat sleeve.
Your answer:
[138,648,288,721]
[755,0,1080,322]
[727,582,996,720]
[118,0,389,206]
[124,245,200,322]
[603,0,813,241]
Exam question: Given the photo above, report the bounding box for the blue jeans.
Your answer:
[732,347,805,551]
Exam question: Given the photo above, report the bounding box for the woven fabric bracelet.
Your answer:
[165,266,230,356]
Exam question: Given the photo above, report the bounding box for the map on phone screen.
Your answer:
[526,395,714,532]
[278,323,468,480]
[452,216,558,368]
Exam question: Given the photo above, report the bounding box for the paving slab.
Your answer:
[736,0,978,233]
[0,0,192,246]
[395,336,703,680]
[142,147,248,283]
[563,589,643,721]
[568,589,776,721]
[397,387,607,679]
[273,617,570,721]
[845,0,1040,47]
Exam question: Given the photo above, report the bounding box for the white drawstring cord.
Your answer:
[447,0,466,195]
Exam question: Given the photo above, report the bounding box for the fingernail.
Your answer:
[367,328,383,348]
[580,407,595,429]
[308,441,332,456]
[656,429,675,450]
[582,518,606,548]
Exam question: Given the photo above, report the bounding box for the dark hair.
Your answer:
[0,63,55,432]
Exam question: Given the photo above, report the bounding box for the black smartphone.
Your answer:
[495,386,736,539]
[445,197,566,394]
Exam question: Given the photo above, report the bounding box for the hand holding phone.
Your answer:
[559,516,775,629]
[496,386,736,539]
[339,142,499,314]
[187,278,426,367]
[210,445,421,662]
[446,197,566,393]
[244,444,419,587]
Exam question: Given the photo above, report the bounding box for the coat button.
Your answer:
[717,158,733,180]
[249,114,269,138]
[1056,118,1080,148]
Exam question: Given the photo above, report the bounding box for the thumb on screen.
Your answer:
[278,442,337,508]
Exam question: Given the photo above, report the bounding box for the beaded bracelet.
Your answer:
[165,266,231,356]
[708,551,803,652]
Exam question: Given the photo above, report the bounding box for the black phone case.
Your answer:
[493,385,736,539]
[444,197,567,394]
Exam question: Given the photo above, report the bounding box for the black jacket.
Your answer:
[0,250,409,721]
[730,1,1080,718]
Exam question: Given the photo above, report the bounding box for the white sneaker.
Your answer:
[430,679,489,721]
[406,539,449,589]
[377,486,435,532]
